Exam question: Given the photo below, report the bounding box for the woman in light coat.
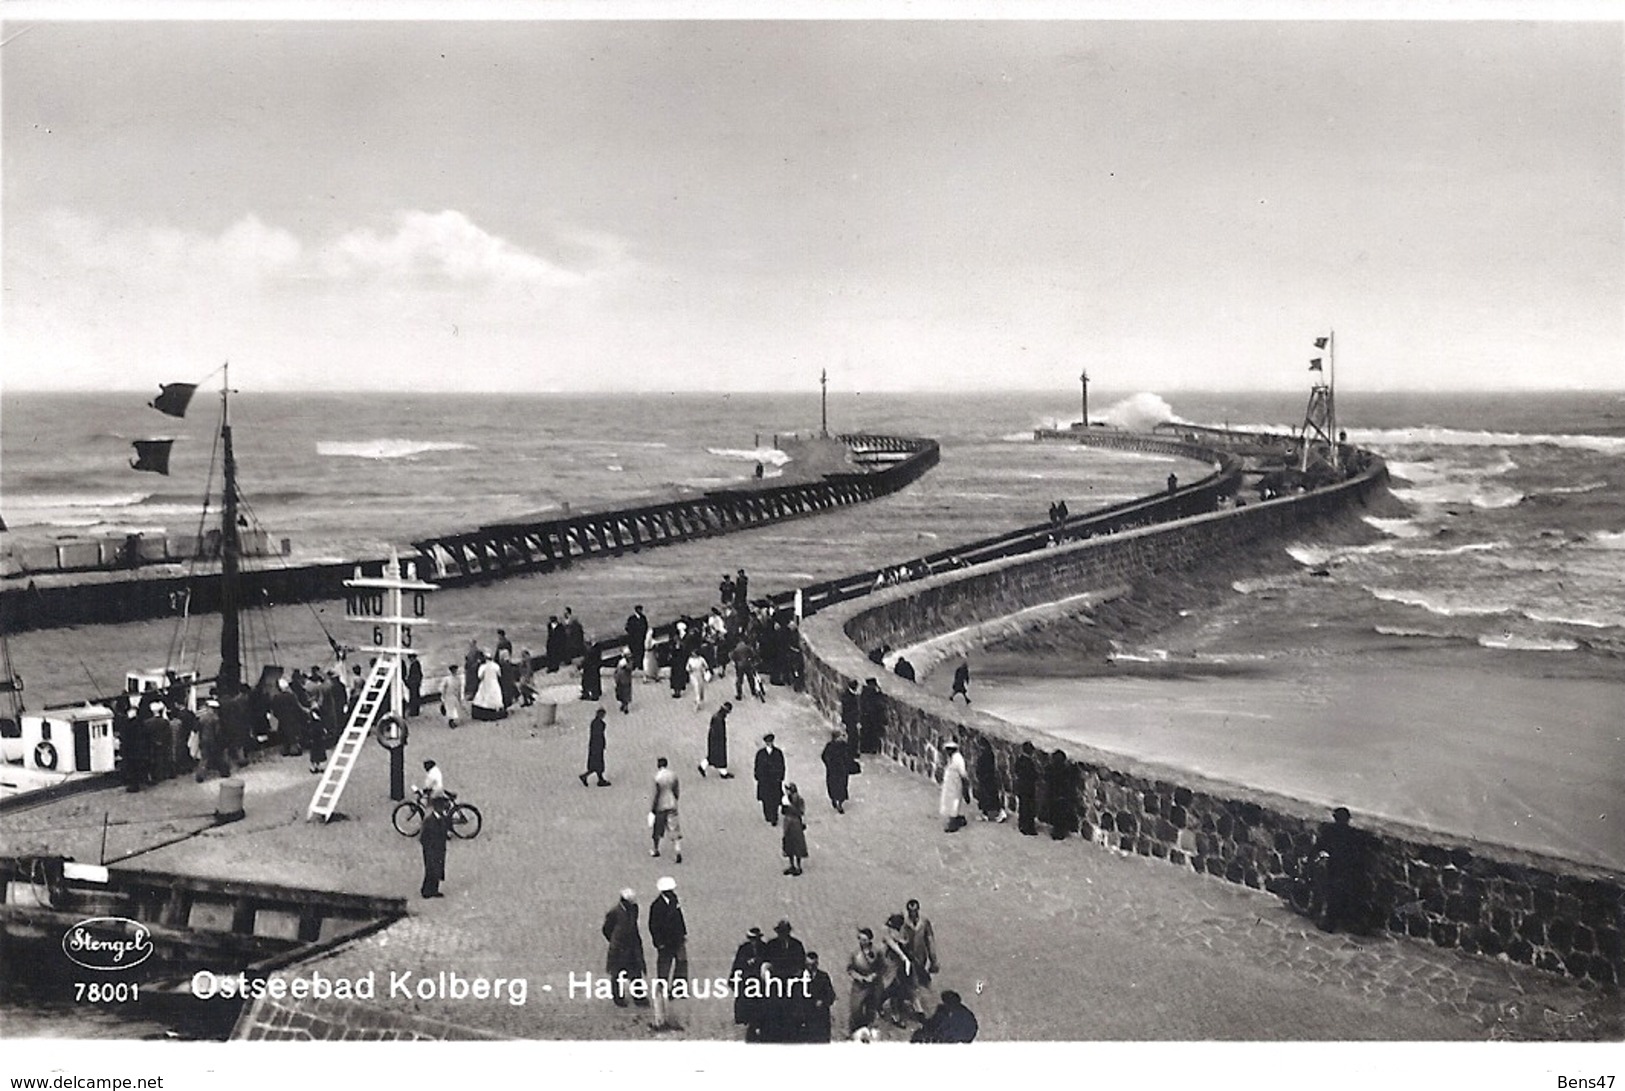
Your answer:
[939,741,969,832]
[471,653,506,721]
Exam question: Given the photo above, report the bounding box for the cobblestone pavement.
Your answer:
[4,672,1617,1042]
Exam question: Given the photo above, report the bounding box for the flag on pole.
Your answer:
[1313,337,1329,349]
[149,383,198,418]
[1309,358,1323,371]
[130,439,176,475]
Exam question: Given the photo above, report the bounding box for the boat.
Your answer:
[1,366,316,797]
[0,853,405,1031]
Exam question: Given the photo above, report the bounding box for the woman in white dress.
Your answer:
[471,652,507,721]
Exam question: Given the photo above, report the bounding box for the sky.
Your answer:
[2,9,1621,393]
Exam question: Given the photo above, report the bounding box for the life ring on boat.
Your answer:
[34,740,59,770]
[373,713,409,751]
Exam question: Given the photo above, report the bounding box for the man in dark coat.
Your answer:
[120,707,149,791]
[647,876,688,1031]
[858,678,886,754]
[759,919,807,1043]
[730,926,768,1040]
[699,702,733,778]
[733,568,750,614]
[973,740,1006,822]
[819,728,853,813]
[602,889,649,1007]
[802,951,837,1043]
[911,990,978,1043]
[269,681,308,759]
[563,609,585,665]
[1045,749,1077,840]
[950,661,971,705]
[404,654,424,716]
[419,798,449,898]
[839,679,861,751]
[580,708,610,787]
[579,643,603,701]
[893,656,916,683]
[1314,807,1369,934]
[463,640,482,700]
[544,616,565,673]
[1013,741,1040,836]
[753,734,786,825]
[625,606,650,670]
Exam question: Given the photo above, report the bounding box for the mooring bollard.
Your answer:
[215,777,245,823]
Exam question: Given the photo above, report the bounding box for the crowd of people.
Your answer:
[602,883,974,1043]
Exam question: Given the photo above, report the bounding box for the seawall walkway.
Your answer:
[0,673,1611,1042]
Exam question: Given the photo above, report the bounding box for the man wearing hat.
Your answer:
[759,920,807,1042]
[193,697,229,783]
[601,888,649,1008]
[753,733,786,826]
[939,740,970,833]
[729,926,769,1040]
[647,876,688,1031]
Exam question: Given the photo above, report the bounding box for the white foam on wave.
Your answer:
[1477,632,1579,652]
[1373,624,1454,640]
[317,439,475,460]
[1523,609,1612,630]
[1343,426,1625,456]
[1098,393,1181,432]
[1407,541,1504,558]
[1232,575,1300,594]
[1285,544,1333,568]
[1543,481,1608,496]
[707,446,792,467]
[1584,530,1625,550]
[1362,516,1429,539]
[5,491,154,511]
[1389,482,1525,510]
[1366,587,1514,618]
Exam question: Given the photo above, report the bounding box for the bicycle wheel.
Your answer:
[449,802,483,840]
[392,800,424,837]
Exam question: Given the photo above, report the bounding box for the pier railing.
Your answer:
[410,434,940,586]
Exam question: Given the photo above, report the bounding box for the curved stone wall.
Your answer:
[799,462,1622,987]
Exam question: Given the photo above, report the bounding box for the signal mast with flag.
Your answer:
[1297,331,1340,477]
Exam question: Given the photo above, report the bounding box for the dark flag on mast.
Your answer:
[1313,337,1329,349]
[149,383,198,418]
[130,439,176,475]
[1309,358,1324,371]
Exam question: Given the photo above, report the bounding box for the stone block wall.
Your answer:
[801,468,1623,987]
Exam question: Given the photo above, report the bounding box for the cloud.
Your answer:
[31,208,625,292]
[318,210,597,288]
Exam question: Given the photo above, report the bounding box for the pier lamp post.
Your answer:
[1079,370,1089,429]
[820,368,829,439]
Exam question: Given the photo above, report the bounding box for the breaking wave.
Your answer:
[1583,530,1625,550]
[1362,516,1428,539]
[5,491,153,510]
[1366,587,1514,618]
[317,439,475,460]
[1477,633,1579,652]
[1389,482,1525,510]
[708,447,792,467]
[1098,393,1181,432]
[1543,481,1608,496]
[1343,426,1625,456]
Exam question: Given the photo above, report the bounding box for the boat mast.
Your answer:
[219,364,242,693]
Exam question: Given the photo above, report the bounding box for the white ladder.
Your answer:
[306,657,398,822]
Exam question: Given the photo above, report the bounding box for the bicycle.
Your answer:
[392,787,483,840]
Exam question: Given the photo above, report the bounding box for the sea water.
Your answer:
[3,389,1623,869]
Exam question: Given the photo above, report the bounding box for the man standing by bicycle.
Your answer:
[419,795,450,899]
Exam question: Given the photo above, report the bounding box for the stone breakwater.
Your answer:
[799,453,1623,989]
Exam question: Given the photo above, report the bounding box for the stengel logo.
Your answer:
[61,917,155,971]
